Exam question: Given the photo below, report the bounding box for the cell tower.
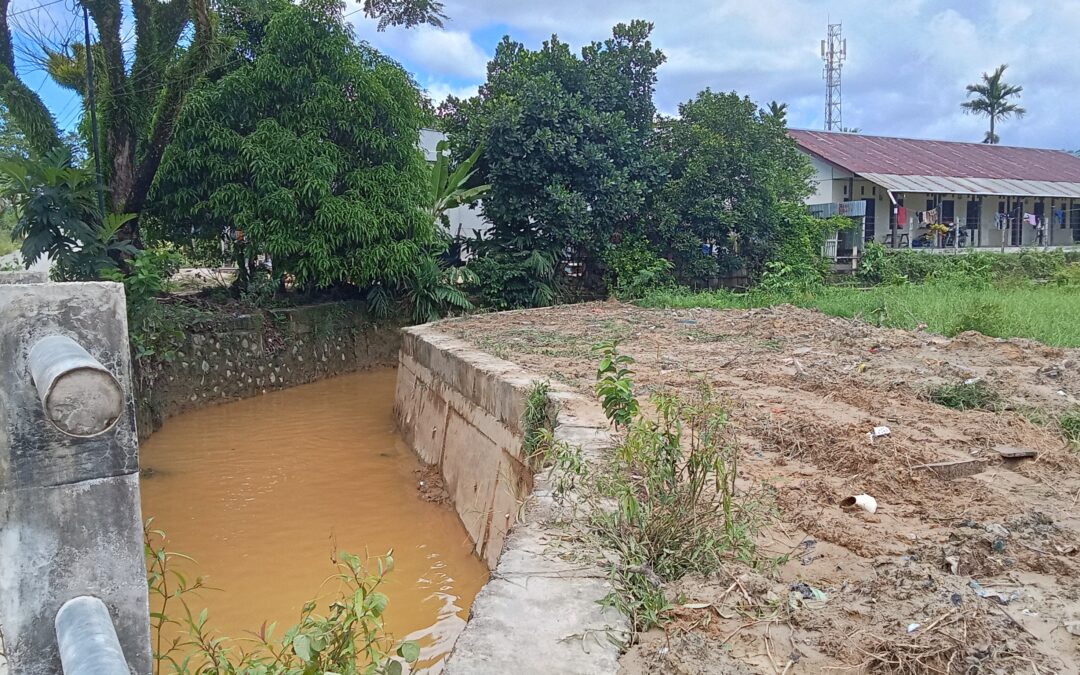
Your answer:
[821,23,846,131]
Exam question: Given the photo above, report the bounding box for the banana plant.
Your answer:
[429,140,490,231]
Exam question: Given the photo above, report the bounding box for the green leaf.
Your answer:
[397,640,421,663]
[293,633,312,662]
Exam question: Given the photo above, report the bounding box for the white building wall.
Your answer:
[807,155,852,204]
[800,150,1080,249]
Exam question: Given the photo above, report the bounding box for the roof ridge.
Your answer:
[788,128,1070,155]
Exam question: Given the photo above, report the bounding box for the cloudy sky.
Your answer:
[10,0,1079,149]
[347,0,1080,150]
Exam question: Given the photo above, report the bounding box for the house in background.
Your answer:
[420,129,491,242]
[790,130,1080,263]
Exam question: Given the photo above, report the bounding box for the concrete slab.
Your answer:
[396,324,628,675]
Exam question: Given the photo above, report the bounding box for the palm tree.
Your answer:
[961,64,1026,144]
[766,101,788,124]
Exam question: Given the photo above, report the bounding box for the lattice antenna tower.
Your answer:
[821,23,846,131]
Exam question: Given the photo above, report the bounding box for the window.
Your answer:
[940,200,955,223]
[863,198,875,242]
[966,199,980,230]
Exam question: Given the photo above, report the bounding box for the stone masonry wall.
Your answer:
[135,300,400,440]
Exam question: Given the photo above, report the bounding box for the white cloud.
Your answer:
[402,26,490,79]
[348,0,1080,149]
[421,80,479,105]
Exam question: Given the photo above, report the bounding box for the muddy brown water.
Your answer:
[141,368,488,669]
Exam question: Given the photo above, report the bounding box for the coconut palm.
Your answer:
[961,64,1026,144]
[766,100,787,124]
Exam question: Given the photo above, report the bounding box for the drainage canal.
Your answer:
[140,368,488,669]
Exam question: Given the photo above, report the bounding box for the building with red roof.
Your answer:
[789,129,1080,256]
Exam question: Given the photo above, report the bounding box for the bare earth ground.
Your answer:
[441,302,1080,674]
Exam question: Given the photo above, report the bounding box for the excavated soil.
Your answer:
[442,302,1080,674]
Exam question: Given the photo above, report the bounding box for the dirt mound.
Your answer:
[443,303,1080,673]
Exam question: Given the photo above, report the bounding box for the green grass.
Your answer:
[0,233,19,258]
[1060,410,1080,445]
[928,381,1001,411]
[640,283,1080,348]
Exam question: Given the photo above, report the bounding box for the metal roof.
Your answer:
[857,173,1080,199]
[790,129,1080,183]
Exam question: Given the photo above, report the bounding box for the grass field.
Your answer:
[640,282,1080,348]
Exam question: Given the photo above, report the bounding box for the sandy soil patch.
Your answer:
[442,302,1080,673]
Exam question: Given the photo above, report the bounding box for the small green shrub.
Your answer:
[521,381,555,467]
[757,260,823,295]
[146,524,419,675]
[593,385,764,631]
[1059,410,1080,445]
[1052,263,1080,287]
[945,300,1006,337]
[466,248,559,310]
[928,380,1001,411]
[592,340,640,429]
[0,147,136,280]
[602,236,674,300]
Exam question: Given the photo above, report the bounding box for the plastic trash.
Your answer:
[840,494,878,514]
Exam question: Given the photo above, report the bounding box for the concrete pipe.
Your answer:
[29,336,124,437]
[54,596,130,675]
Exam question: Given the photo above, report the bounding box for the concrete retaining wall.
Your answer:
[135,300,400,439]
[395,324,628,674]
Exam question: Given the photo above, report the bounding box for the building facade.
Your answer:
[791,130,1080,258]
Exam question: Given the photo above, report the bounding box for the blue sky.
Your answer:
[10,0,1080,149]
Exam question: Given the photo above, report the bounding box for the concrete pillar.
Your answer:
[0,282,151,675]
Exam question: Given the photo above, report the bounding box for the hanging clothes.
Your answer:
[926,208,938,225]
[1055,209,1066,226]
[896,206,908,229]
[1026,213,1038,226]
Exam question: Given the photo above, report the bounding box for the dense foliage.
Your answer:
[443,29,827,302]
[151,0,437,293]
[0,0,447,239]
[441,21,666,306]
[857,243,1079,285]
[0,146,134,280]
[652,91,815,283]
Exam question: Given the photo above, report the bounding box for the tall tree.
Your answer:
[654,90,813,281]
[0,0,446,237]
[961,64,1025,145]
[150,0,436,293]
[440,20,666,307]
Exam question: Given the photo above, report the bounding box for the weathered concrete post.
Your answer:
[0,281,151,675]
